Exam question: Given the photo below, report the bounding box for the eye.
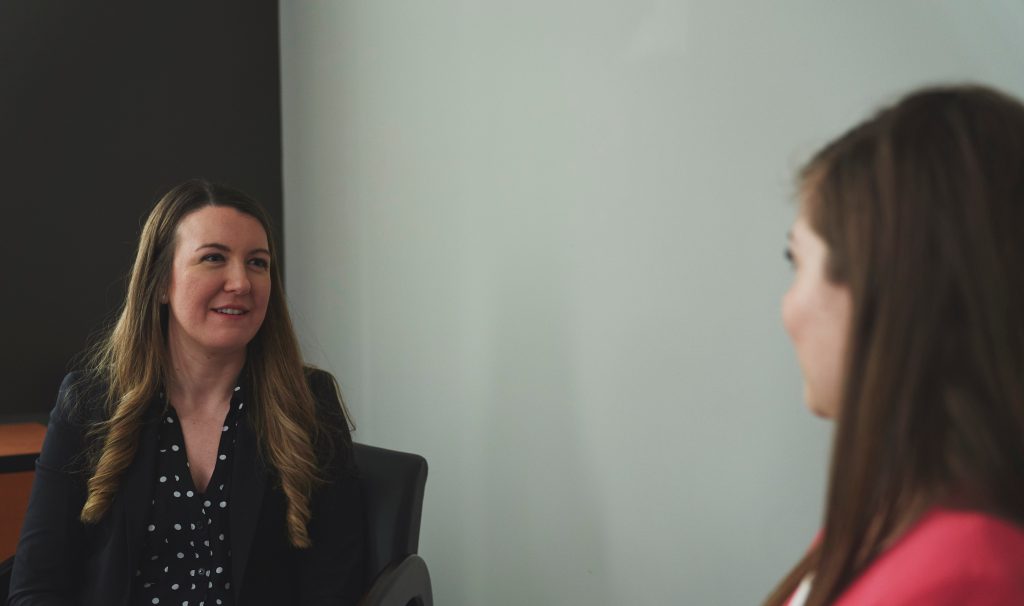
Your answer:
[201,253,225,263]
[784,247,796,268]
[248,257,270,269]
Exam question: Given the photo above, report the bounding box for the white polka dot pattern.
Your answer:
[130,384,245,605]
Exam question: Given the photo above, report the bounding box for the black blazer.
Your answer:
[10,369,365,606]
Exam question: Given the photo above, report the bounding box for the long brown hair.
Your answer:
[765,85,1024,605]
[79,179,345,548]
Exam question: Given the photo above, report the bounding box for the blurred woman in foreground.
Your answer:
[768,86,1024,605]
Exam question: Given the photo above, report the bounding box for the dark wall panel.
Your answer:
[0,1,283,417]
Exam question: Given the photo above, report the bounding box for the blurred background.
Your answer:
[5,1,1024,603]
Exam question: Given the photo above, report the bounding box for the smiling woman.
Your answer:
[166,206,273,359]
[9,180,365,606]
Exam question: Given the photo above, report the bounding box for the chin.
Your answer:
[805,402,835,419]
[201,337,256,356]
[803,385,838,419]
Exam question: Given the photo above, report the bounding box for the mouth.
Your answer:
[212,307,249,316]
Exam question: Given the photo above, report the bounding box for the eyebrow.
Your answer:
[195,243,271,256]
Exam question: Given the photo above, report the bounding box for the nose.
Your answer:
[224,260,251,295]
[781,288,797,341]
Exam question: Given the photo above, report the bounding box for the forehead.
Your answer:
[175,206,268,247]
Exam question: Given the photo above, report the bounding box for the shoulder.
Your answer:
[891,508,1024,574]
[37,371,107,474]
[51,371,108,427]
[304,367,347,422]
[306,367,339,401]
[303,367,355,468]
[838,509,1024,605]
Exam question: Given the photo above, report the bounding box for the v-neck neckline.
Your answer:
[162,382,245,497]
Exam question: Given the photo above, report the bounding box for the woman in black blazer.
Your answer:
[10,180,365,605]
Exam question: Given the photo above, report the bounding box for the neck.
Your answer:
[166,335,246,415]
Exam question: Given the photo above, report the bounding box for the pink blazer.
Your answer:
[788,508,1024,605]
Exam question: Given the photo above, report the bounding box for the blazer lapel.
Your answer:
[229,410,267,601]
[116,397,163,603]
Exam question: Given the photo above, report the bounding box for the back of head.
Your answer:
[767,85,1024,605]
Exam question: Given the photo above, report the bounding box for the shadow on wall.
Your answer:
[479,258,615,605]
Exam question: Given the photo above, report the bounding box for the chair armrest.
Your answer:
[358,554,432,606]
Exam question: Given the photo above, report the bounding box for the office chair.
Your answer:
[0,443,431,606]
[355,442,432,606]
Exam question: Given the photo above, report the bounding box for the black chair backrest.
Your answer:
[352,442,428,586]
[2,445,430,606]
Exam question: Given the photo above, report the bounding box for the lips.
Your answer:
[212,306,249,316]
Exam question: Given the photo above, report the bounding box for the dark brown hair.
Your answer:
[765,85,1024,605]
[81,179,347,548]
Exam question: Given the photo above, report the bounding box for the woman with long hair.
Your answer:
[10,180,364,605]
[767,85,1024,605]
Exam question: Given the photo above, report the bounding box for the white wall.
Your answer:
[280,3,1024,604]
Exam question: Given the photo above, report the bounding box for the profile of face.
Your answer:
[781,213,852,419]
[165,206,272,359]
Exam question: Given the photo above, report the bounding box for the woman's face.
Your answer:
[165,206,272,360]
[781,213,852,419]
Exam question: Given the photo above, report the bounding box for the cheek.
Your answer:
[781,285,803,344]
[823,288,852,367]
[256,276,272,307]
[169,273,219,310]
[247,277,272,324]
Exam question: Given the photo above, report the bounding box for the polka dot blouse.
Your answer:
[130,385,246,606]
